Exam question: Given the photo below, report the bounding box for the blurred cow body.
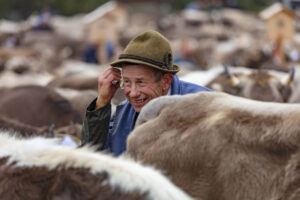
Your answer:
[127,91,300,200]
[0,114,41,137]
[0,114,82,146]
[47,73,98,90]
[0,132,193,200]
[205,66,295,102]
[54,88,97,119]
[0,85,82,128]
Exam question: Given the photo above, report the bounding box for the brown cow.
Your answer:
[0,114,41,137]
[0,114,82,145]
[0,85,82,128]
[0,131,193,200]
[54,88,98,119]
[127,91,300,200]
[205,65,295,102]
[47,74,98,91]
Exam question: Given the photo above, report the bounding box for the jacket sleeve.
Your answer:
[81,98,111,149]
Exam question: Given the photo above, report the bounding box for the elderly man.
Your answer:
[81,30,211,156]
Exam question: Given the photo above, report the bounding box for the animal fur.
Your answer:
[0,131,193,200]
[128,91,300,200]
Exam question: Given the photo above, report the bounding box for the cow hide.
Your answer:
[127,91,300,200]
[0,85,82,127]
[0,131,193,200]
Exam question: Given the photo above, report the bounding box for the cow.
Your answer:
[0,114,82,146]
[0,70,53,88]
[54,88,98,119]
[47,73,99,91]
[287,66,300,103]
[127,91,300,200]
[0,114,41,137]
[0,85,82,128]
[205,65,295,102]
[0,131,193,200]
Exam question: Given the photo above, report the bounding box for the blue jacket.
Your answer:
[81,75,211,156]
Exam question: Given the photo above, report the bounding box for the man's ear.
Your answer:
[162,73,173,92]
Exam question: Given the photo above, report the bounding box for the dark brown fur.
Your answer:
[0,115,40,136]
[0,133,193,200]
[0,115,82,145]
[0,157,148,200]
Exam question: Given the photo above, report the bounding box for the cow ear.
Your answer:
[280,65,295,86]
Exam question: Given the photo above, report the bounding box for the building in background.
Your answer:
[283,0,300,10]
[83,1,128,64]
[260,2,295,64]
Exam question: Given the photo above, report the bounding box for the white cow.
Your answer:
[0,131,194,200]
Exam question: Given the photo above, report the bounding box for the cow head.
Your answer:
[208,65,295,102]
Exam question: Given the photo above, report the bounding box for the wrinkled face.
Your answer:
[122,65,170,112]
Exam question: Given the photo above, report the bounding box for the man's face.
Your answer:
[122,65,170,112]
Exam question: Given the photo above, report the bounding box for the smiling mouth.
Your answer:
[132,98,147,105]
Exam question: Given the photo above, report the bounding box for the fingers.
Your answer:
[103,67,121,83]
[96,67,122,108]
[112,67,121,72]
[111,80,119,85]
[98,68,121,88]
[110,67,122,87]
[110,67,122,84]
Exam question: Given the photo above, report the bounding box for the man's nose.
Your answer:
[129,84,140,97]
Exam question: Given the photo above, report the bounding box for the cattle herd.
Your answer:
[2,91,300,199]
[1,7,300,200]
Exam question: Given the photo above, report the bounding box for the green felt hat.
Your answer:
[111,30,180,74]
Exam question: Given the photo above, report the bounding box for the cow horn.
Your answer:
[223,64,231,78]
[289,65,295,83]
[223,64,240,86]
[48,124,55,138]
[281,65,295,86]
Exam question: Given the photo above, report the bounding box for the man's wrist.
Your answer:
[86,98,110,112]
[95,100,106,109]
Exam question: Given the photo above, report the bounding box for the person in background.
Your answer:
[81,30,211,156]
[83,43,99,64]
[32,6,54,31]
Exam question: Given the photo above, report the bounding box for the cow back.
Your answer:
[127,91,300,200]
[0,85,82,128]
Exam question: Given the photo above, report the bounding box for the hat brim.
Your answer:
[110,58,180,74]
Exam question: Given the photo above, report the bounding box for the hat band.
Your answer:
[119,54,170,70]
